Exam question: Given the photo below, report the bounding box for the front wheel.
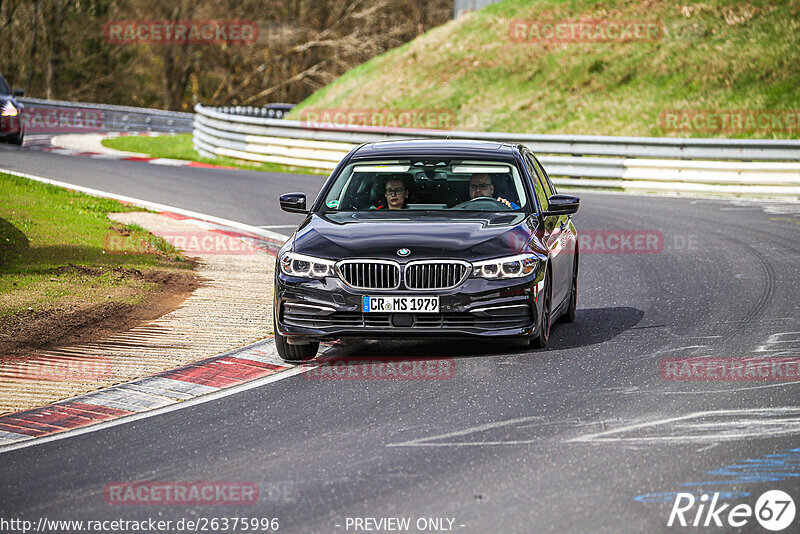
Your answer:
[532,271,551,349]
[275,332,319,362]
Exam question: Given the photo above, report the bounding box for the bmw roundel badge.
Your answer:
[397,248,411,257]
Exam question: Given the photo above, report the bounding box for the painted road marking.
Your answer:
[386,416,594,447]
[387,416,546,447]
[388,408,800,448]
[634,447,800,503]
[571,407,800,444]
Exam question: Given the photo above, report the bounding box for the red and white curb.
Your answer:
[0,339,344,451]
[23,132,236,170]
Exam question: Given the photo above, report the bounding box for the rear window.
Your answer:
[321,158,529,212]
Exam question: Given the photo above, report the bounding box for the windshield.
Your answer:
[0,75,10,95]
[320,158,529,212]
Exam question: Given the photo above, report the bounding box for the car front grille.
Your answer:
[404,261,471,290]
[335,260,470,291]
[337,261,401,290]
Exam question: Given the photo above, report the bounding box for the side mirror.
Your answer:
[12,88,24,97]
[544,194,580,216]
[280,192,308,213]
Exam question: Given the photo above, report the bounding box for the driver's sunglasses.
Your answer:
[470,183,492,189]
[385,188,406,195]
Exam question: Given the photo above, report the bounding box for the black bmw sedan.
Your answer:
[274,140,580,361]
[0,74,24,145]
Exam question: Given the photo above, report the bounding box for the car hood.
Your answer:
[292,212,537,261]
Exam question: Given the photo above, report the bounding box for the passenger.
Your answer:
[469,173,519,209]
[375,177,409,210]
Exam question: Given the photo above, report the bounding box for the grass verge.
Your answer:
[0,172,198,355]
[102,134,327,175]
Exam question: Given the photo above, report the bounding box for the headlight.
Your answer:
[1,101,18,117]
[279,252,335,279]
[472,253,541,279]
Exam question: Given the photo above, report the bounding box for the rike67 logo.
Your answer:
[668,490,795,531]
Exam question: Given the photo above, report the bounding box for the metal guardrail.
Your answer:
[193,104,800,198]
[19,97,193,133]
[195,104,800,161]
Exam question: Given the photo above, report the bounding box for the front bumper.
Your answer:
[275,271,544,342]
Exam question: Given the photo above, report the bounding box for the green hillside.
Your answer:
[291,0,800,138]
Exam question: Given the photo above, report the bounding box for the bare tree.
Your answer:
[0,0,452,109]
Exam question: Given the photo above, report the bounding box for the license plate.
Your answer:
[362,295,439,313]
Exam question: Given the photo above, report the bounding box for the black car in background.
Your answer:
[0,74,25,145]
[274,140,580,361]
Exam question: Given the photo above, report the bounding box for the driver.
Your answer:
[469,173,519,209]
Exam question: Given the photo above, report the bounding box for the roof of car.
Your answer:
[351,139,519,159]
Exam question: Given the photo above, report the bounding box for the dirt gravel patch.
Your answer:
[0,269,199,357]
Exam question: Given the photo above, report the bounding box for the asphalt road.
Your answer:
[0,143,322,228]
[2,143,800,533]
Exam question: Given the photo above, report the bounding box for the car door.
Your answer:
[527,153,570,308]
[536,155,577,307]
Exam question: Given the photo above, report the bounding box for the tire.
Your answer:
[9,132,23,145]
[563,252,578,323]
[532,269,551,349]
[275,331,319,362]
